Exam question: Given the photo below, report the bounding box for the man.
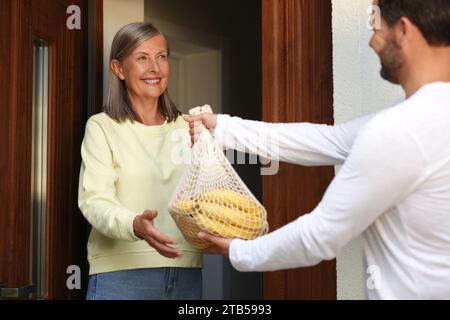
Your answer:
[184,0,450,299]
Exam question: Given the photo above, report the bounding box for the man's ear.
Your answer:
[111,59,125,80]
[394,17,415,46]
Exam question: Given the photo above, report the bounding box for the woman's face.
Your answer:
[113,34,169,101]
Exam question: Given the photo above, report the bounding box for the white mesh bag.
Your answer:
[168,105,269,249]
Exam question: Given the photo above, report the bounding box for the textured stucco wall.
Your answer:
[332,0,404,300]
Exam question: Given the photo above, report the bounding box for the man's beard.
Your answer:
[379,40,403,84]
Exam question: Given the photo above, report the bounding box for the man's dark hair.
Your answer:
[378,0,450,46]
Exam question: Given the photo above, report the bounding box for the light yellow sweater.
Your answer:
[78,112,202,275]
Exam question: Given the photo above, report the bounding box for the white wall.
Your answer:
[332,0,404,299]
[103,0,145,102]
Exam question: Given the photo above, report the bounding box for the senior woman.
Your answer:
[78,22,201,300]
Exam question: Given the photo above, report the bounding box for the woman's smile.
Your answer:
[143,78,162,86]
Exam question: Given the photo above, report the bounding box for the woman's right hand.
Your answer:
[183,113,218,145]
[133,210,182,259]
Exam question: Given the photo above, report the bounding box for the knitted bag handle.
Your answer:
[168,105,268,249]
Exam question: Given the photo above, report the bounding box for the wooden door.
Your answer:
[0,0,92,299]
[262,0,337,299]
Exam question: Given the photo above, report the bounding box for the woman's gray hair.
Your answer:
[104,22,180,123]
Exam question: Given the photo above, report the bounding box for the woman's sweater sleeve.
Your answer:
[213,113,376,166]
[78,119,141,242]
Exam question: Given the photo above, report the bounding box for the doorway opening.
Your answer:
[145,0,262,299]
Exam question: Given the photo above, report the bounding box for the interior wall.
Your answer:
[168,49,222,114]
[332,0,404,300]
[145,0,233,36]
[103,0,144,102]
[145,0,262,300]
[183,51,221,113]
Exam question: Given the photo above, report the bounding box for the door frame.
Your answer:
[262,0,336,299]
[0,0,103,300]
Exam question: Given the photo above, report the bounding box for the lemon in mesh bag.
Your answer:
[168,105,269,249]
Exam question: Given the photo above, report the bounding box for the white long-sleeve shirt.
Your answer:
[214,82,450,300]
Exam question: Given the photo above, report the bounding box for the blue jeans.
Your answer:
[86,268,202,300]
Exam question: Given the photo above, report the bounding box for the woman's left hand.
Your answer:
[198,232,232,257]
[133,210,182,259]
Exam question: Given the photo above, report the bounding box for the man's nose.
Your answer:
[369,36,375,50]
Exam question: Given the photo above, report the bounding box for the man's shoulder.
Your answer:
[370,83,450,133]
[358,104,416,146]
[364,105,403,131]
